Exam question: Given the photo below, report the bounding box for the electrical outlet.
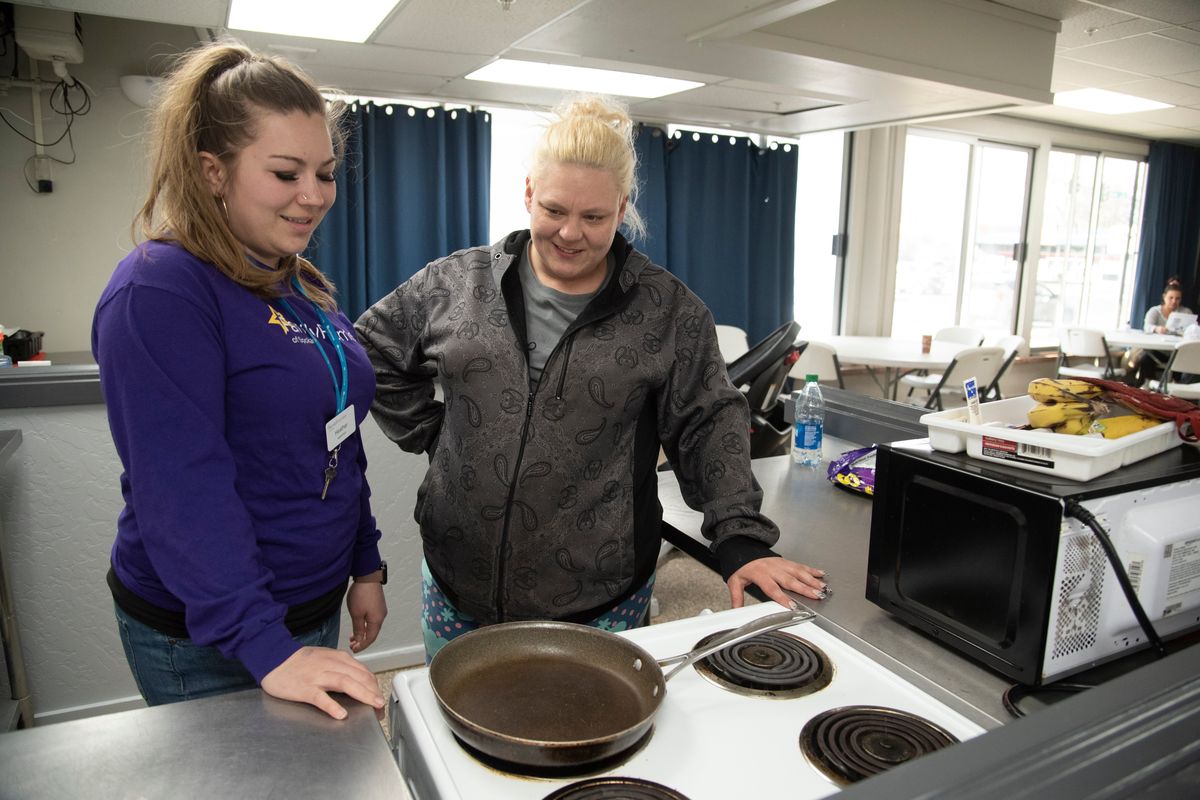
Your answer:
[32,155,53,193]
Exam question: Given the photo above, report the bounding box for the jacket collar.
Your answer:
[491,229,651,295]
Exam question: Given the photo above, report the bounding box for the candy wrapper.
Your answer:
[826,446,877,497]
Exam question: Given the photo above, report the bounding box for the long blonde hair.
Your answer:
[530,95,646,240]
[135,41,347,309]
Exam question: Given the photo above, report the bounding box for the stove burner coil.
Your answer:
[800,705,959,784]
[543,777,691,800]
[692,629,833,697]
[450,729,653,780]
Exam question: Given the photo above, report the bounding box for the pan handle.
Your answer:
[657,608,816,682]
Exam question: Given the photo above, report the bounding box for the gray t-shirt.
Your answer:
[520,248,613,389]
[1145,304,1194,332]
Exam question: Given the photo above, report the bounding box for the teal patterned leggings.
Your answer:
[420,559,655,663]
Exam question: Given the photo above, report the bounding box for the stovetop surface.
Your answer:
[392,603,987,800]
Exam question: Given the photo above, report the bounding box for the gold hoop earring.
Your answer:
[219,197,229,219]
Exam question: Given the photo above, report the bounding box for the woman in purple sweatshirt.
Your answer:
[92,42,386,720]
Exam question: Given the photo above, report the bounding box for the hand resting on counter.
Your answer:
[261,645,385,720]
[728,556,828,611]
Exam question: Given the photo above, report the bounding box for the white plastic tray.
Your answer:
[921,395,1178,481]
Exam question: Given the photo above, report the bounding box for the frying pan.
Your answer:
[428,608,815,768]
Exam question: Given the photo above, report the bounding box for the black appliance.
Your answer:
[866,439,1200,685]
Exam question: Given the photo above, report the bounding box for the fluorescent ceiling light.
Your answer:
[465,59,703,99]
[1052,88,1172,115]
[228,0,396,43]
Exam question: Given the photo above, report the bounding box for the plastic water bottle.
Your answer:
[792,374,824,468]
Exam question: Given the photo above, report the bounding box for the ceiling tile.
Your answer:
[23,0,228,27]
[1100,0,1200,26]
[1054,6,1154,49]
[1052,56,1145,86]
[1111,76,1200,105]
[1138,104,1200,125]
[1155,26,1200,45]
[670,83,836,114]
[1174,69,1200,87]
[1063,32,1200,75]
[373,0,585,56]
[986,1,1086,20]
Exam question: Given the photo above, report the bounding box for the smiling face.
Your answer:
[199,109,336,267]
[525,162,627,294]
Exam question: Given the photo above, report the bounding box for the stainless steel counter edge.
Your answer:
[0,429,25,732]
[0,688,408,798]
[0,353,103,408]
[0,430,21,465]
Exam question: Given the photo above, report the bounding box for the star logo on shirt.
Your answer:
[267,305,291,334]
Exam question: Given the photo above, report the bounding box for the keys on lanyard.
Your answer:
[321,446,340,501]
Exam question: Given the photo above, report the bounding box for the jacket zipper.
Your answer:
[494,329,579,619]
[494,388,536,620]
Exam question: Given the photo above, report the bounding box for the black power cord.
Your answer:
[1001,499,1168,720]
[1064,497,1168,659]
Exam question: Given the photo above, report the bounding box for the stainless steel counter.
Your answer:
[0,688,409,798]
[660,438,1015,729]
[0,429,31,731]
[0,351,102,408]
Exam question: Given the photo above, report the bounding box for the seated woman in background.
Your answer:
[1144,277,1191,334]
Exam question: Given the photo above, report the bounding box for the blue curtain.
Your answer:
[633,127,799,344]
[306,104,491,319]
[633,125,669,267]
[1129,141,1200,325]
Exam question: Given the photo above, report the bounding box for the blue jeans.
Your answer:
[114,604,340,706]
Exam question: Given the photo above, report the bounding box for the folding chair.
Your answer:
[714,325,750,365]
[1159,340,1200,401]
[1056,328,1126,380]
[787,341,845,390]
[983,335,1025,400]
[904,346,1006,410]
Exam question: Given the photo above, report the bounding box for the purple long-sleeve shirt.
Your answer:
[93,240,381,681]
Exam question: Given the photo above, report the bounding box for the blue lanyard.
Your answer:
[278,277,349,414]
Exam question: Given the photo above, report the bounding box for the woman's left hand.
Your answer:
[347,581,388,653]
[727,556,828,610]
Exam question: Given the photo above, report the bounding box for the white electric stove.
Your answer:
[390,603,988,800]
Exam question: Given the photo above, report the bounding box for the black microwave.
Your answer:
[866,440,1200,685]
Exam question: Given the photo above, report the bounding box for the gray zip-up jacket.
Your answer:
[355,231,780,624]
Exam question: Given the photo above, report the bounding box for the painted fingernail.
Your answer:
[788,599,800,611]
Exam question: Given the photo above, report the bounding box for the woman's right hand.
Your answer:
[260,646,384,720]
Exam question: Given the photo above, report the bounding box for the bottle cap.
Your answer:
[805,374,818,382]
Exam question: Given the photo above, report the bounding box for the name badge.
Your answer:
[326,404,356,451]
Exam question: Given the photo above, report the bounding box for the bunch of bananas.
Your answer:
[1025,378,1159,439]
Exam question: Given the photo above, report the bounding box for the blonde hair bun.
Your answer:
[532,93,646,239]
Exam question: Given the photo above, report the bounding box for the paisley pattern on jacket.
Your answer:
[355,231,779,624]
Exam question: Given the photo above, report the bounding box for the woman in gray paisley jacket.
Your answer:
[355,95,827,660]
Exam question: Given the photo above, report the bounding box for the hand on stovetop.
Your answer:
[727,556,828,611]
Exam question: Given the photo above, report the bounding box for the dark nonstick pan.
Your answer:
[428,608,815,769]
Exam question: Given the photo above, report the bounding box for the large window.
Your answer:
[1031,150,1146,347]
[892,132,1032,341]
[792,131,847,338]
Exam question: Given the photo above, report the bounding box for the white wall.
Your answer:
[0,402,429,724]
[0,16,199,352]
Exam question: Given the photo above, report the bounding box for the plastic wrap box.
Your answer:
[920,395,1178,482]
